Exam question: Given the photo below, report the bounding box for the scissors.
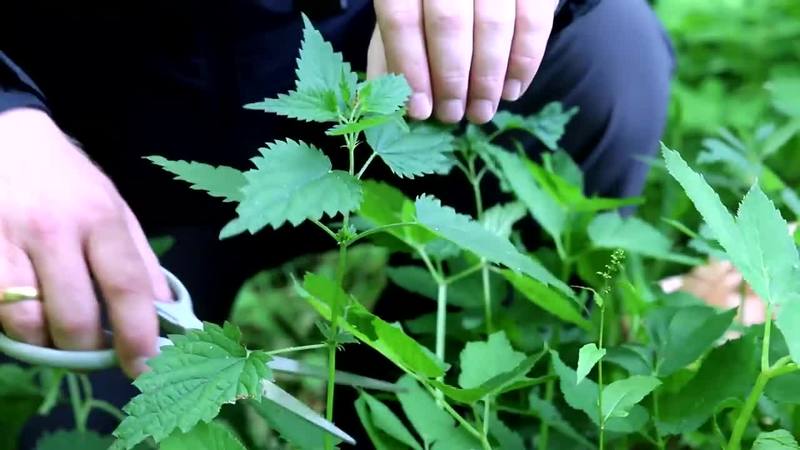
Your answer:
[0,267,401,445]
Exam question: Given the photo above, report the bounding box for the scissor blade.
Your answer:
[268,356,402,393]
[261,380,356,445]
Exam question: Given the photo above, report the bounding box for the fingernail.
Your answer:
[468,100,496,124]
[503,79,523,101]
[408,93,432,119]
[436,99,465,123]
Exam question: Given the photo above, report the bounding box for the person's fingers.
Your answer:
[423,0,474,123]
[467,0,516,123]
[0,241,48,346]
[123,206,171,302]
[374,0,433,119]
[85,215,158,378]
[366,26,389,80]
[503,0,556,101]
[24,220,103,350]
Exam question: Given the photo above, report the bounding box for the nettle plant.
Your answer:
[5,14,800,450]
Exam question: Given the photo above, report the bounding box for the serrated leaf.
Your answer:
[576,343,606,384]
[357,181,434,248]
[326,114,395,136]
[355,396,406,450]
[147,156,245,202]
[496,151,566,247]
[767,78,800,118]
[36,430,114,450]
[551,351,649,433]
[251,398,341,450]
[458,331,526,389]
[753,429,800,449]
[656,306,736,377]
[361,392,422,450]
[112,322,270,449]
[415,195,571,296]
[300,273,447,378]
[491,103,577,150]
[225,139,362,236]
[588,213,701,265]
[481,202,526,239]
[396,376,482,450]
[431,351,543,404]
[657,335,756,435]
[528,393,594,449]
[488,412,525,450]
[502,270,590,329]
[358,74,412,115]
[296,15,357,98]
[365,122,455,178]
[160,422,247,450]
[246,89,339,123]
[601,375,661,421]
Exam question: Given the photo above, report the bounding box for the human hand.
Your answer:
[369,0,559,124]
[0,108,170,377]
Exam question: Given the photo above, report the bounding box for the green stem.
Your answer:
[444,262,484,284]
[89,400,126,422]
[481,262,493,334]
[66,373,87,432]
[538,329,560,450]
[267,343,328,355]
[482,398,492,443]
[435,282,448,362]
[762,304,773,372]
[311,219,338,242]
[598,305,607,450]
[347,222,419,246]
[727,370,769,450]
[653,390,666,450]
[356,152,377,179]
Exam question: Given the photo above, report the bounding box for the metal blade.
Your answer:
[261,380,356,445]
[268,356,402,392]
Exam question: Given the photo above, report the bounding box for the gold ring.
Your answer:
[0,287,40,303]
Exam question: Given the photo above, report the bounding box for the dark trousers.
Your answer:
[15,0,674,447]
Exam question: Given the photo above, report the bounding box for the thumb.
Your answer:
[367,25,388,80]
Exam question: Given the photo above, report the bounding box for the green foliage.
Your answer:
[753,429,800,450]
[160,422,247,450]
[576,343,606,384]
[365,122,455,178]
[35,430,114,450]
[0,364,42,450]
[112,323,270,449]
[147,156,245,202]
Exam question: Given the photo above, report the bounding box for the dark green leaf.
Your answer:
[656,306,736,377]
[37,430,114,450]
[459,331,525,388]
[365,122,455,178]
[147,156,245,202]
[503,270,590,329]
[431,352,543,404]
[252,398,341,450]
[326,114,396,136]
[753,429,800,449]
[361,392,422,450]
[160,422,247,450]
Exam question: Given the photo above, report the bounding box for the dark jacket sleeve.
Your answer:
[0,51,49,115]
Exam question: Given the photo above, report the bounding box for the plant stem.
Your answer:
[762,303,773,372]
[727,370,769,450]
[347,222,419,245]
[66,373,87,432]
[444,262,484,284]
[311,219,338,241]
[435,282,448,362]
[481,262,493,334]
[653,390,666,450]
[482,398,492,443]
[598,304,607,450]
[89,400,126,422]
[356,152,377,179]
[267,343,328,355]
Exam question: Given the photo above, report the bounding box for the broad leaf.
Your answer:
[36,430,113,450]
[355,397,410,450]
[415,195,571,296]
[753,429,800,450]
[365,122,455,178]
[600,376,661,421]
[496,151,566,247]
[252,398,342,450]
[481,202,526,239]
[396,376,482,450]
[160,422,247,450]
[326,114,396,136]
[387,265,502,309]
[491,103,578,150]
[657,335,756,435]
[551,351,649,433]
[459,332,526,388]
[576,343,606,384]
[655,306,736,377]
[358,74,412,115]
[767,77,800,118]
[503,270,590,329]
[488,412,525,450]
[246,89,339,123]
[588,213,701,265]
[147,156,245,202]
[301,273,447,378]
[528,393,594,449]
[361,392,422,450]
[112,323,270,449]
[0,364,42,450]
[432,352,543,404]
[224,139,361,237]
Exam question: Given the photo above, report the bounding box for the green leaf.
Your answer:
[657,335,757,435]
[295,15,357,105]
[147,156,245,202]
[387,265,492,309]
[246,89,339,123]
[491,103,578,150]
[767,78,800,118]
[36,430,114,450]
[459,331,526,388]
[357,181,434,248]
[496,151,566,247]
[361,392,422,450]
[528,393,594,449]
[355,396,406,450]
[551,351,649,433]
[326,114,395,136]
[251,398,342,450]
[301,273,447,378]
[396,376,482,450]
[587,213,701,265]
[502,270,590,329]
[481,202,526,239]
[224,139,362,237]
[148,235,175,257]
[358,74,412,115]
[112,322,270,449]
[576,343,606,384]
[0,364,43,450]
[365,122,455,178]
[600,375,661,421]
[160,422,247,450]
[431,352,543,404]
[415,195,571,296]
[656,306,736,377]
[753,429,800,449]
[488,412,525,450]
